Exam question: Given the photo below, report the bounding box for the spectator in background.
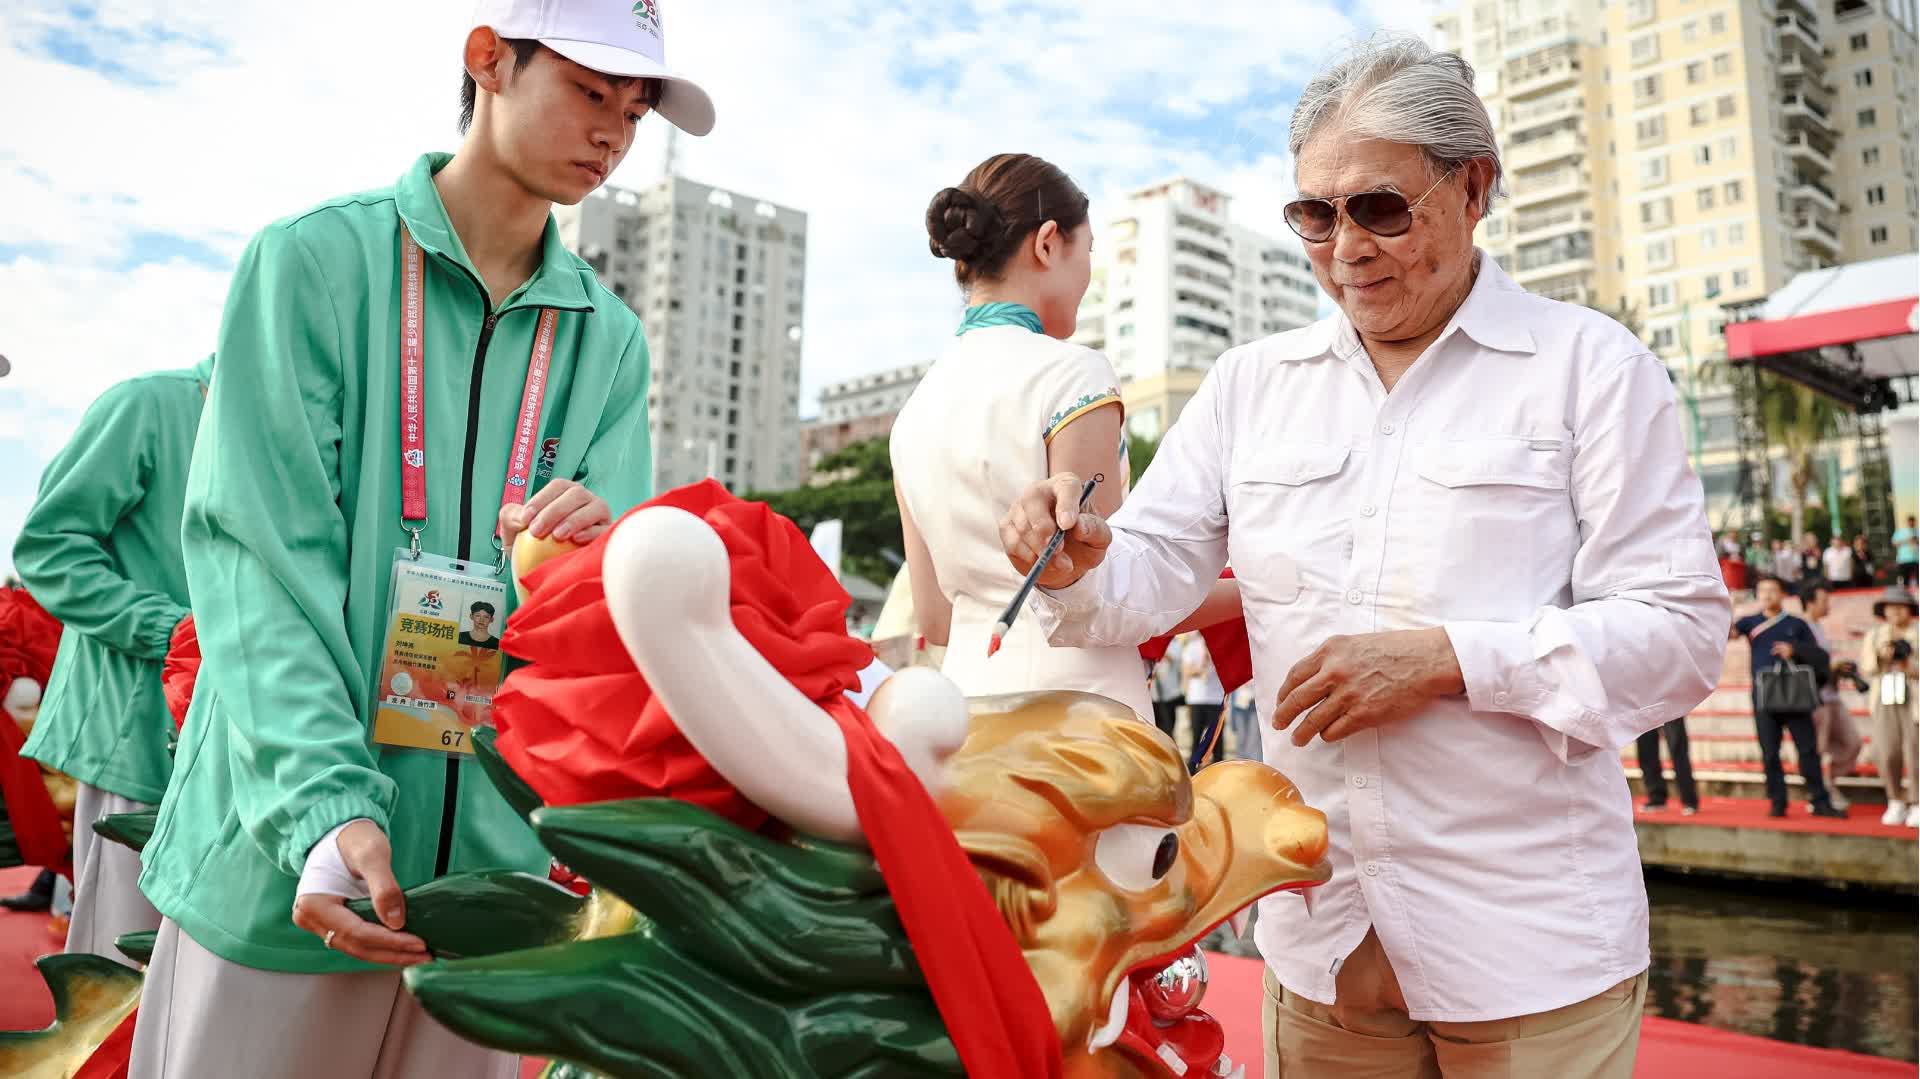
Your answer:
[1744,533,1771,581]
[1894,515,1917,589]
[1802,584,1863,811]
[1772,539,1800,589]
[1851,535,1874,588]
[1180,632,1226,766]
[1861,586,1918,827]
[1719,532,1748,595]
[1800,531,1825,587]
[1149,640,1185,741]
[1732,576,1845,819]
[1635,717,1698,816]
[1823,534,1855,590]
[1228,683,1260,761]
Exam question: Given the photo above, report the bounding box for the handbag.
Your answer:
[1756,659,1820,715]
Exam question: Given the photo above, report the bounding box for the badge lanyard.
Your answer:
[398,224,558,572]
[371,226,558,755]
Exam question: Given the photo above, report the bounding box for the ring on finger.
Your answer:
[324,929,338,950]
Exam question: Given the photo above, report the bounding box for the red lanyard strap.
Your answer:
[397,225,558,568]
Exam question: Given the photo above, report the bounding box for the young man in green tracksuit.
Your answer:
[14,356,211,958]
[130,3,714,1075]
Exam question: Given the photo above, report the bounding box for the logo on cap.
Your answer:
[631,0,662,39]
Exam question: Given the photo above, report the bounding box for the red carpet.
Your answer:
[1636,796,1919,839]
[2,867,1907,1077]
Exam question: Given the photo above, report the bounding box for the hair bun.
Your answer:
[926,186,1003,263]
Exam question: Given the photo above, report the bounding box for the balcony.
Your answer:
[1506,59,1580,99]
[1778,51,1826,81]
[1508,128,1584,171]
[1792,212,1841,256]
[1775,15,1821,58]
[1790,176,1839,212]
[1513,204,1593,240]
[1835,0,1873,19]
[1785,132,1835,172]
[1506,92,1581,136]
[1781,93,1836,134]
[1171,257,1233,304]
[1510,169,1588,207]
[1513,255,1596,286]
[1777,0,1818,22]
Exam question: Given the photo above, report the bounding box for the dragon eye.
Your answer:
[1095,823,1181,892]
[1152,833,1179,879]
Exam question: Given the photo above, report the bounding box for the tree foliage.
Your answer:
[740,438,901,587]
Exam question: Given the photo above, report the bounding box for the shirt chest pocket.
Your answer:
[1409,436,1574,571]
[1227,442,1352,604]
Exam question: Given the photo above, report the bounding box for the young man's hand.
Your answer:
[291,821,429,966]
[498,479,612,549]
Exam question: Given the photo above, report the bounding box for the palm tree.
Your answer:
[1756,371,1845,542]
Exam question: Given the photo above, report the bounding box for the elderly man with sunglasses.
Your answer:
[999,35,1728,1079]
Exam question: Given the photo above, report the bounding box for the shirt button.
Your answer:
[1363,862,1380,876]
[1380,422,1395,435]
[1495,691,1510,705]
[1361,504,1378,518]
[1346,589,1364,604]
[1353,775,1368,788]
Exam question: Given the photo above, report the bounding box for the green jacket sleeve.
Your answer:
[13,385,188,659]
[184,224,396,877]
[575,322,654,513]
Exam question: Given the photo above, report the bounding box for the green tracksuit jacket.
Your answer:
[139,153,652,973]
[17,357,211,803]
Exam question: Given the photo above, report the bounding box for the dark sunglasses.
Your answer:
[1283,169,1457,243]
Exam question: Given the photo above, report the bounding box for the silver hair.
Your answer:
[1289,34,1505,212]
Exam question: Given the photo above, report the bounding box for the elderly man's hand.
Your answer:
[999,473,1111,590]
[1272,628,1466,746]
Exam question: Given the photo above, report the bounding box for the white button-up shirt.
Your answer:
[1034,256,1730,1021]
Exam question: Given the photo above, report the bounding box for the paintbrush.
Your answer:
[988,474,1101,657]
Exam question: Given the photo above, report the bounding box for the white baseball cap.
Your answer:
[471,0,715,136]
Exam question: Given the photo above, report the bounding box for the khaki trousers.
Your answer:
[65,783,162,960]
[1263,929,1646,1078]
[129,919,519,1079]
[1873,694,1917,803]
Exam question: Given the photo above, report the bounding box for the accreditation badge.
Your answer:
[370,550,509,755]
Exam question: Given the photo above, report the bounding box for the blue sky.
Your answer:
[0,0,1428,575]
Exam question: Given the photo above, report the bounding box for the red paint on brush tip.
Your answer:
[986,635,1003,658]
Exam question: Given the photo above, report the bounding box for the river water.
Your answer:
[1207,872,1918,1062]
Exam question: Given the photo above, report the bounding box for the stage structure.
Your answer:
[1723,253,1918,578]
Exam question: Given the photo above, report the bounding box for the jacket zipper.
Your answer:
[436,306,498,879]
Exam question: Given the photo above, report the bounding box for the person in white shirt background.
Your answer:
[1823,535,1855,590]
[998,34,1729,1078]
[1180,632,1227,765]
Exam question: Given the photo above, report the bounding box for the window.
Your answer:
[1648,281,1675,307]
[1647,239,1674,268]
[1717,95,1737,118]
[1871,225,1890,244]
[1859,108,1878,127]
[1864,145,1882,165]
[1641,197,1674,227]
[1639,154,1670,185]
[1686,61,1705,84]
[1703,274,1722,299]
[1634,74,1663,104]
[1866,184,1887,205]
[1719,136,1737,159]
[1651,326,1677,350]
[1690,103,1710,126]
[1850,32,1871,50]
[1732,269,1750,289]
[1697,186,1716,210]
[1636,115,1667,144]
[1709,12,1726,32]
[1855,69,1874,88]
[1724,180,1743,203]
[1729,222,1746,244]
[1628,0,1657,23]
[1700,227,1718,250]
[1682,20,1699,41]
[1693,144,1713,165]
[1712,52,1732,77]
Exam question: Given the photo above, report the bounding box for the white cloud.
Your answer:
[0,0,1430,571]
